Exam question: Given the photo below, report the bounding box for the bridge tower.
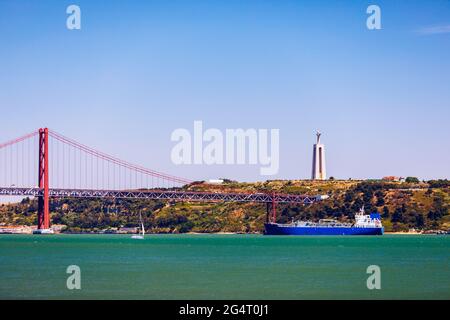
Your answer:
[37,128,50,230]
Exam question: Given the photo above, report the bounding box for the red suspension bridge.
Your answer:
[0,128,324,232]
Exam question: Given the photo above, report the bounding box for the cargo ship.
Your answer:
[264,207,383,236]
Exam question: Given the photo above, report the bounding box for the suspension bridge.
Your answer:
[0,128,324,232]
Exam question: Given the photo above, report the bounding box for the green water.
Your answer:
[0,234,448,299]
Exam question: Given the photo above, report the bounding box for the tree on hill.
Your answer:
[428,179,449,188]
[375,190,385,206]
[344,190,355,203]
[391,207,404,223]
[405,177,419,183]
[382,206,390,218]
[414,214,425,228]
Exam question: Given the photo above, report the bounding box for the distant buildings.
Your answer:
[207,179,224,184]
[0,224,66,234]
[382,176,405,182]
[311,131,326,180]
[0,225,35,234]
[117,227,139,234]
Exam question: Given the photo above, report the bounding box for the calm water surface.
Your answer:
[0,234,448,299]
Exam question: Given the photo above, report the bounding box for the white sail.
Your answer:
[131,212,145,239]
[140,212,145,236]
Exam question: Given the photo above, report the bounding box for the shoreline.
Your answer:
[1,230,448,236]
[384,232,422,235]
[1,226,448,236]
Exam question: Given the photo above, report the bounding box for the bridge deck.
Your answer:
[0,187,322,204]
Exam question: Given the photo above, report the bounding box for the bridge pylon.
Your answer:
[36,128,50,232]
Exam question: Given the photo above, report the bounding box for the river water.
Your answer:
[0,234,448,299]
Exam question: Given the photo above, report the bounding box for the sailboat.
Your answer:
[131,211,145,239]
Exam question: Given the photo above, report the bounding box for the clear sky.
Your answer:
[0,0,449,182]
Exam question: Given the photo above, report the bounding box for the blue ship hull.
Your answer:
[264,223,384,236]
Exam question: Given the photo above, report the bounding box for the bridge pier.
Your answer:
[265,195,277,224]
[272,194,277,223]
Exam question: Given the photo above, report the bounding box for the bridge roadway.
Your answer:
[0,187,325,204]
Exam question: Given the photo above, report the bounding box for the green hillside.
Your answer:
[1,179,448,233]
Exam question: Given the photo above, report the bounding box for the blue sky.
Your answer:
[0,0,449,181]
